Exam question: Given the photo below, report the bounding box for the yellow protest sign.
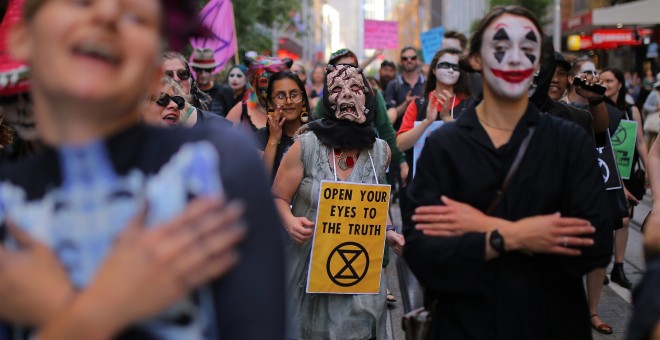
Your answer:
[306,181,391,294]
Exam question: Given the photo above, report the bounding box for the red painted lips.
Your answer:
[490,68,535,83]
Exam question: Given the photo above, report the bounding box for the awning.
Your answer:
[592,0,660,26]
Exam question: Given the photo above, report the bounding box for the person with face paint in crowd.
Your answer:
[396,48,471,152]
[272,64,404,339]
[190,48,235,118]
[225,64,248,109]
[403,6,612,339]
[226,56,292,133]
[0,0,286,339]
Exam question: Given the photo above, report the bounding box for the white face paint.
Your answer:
[579,61,596,75]
[434,54,460,86]
[480,14,541,100]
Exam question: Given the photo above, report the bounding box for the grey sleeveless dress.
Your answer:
[287,132,389,340]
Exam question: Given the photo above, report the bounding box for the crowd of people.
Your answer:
[0,0,659,339]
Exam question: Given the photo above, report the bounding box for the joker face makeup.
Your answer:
[480,14,541,100]
[435,54,460,86]
[327,65,367,124]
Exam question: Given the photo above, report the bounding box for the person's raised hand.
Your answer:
[0,222,74,326]
[574,73,605,102]
[80,196,246,332]
[423,92,439,123]
[267,106,285,144]
[285,216,315,244]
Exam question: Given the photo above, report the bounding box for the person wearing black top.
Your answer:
[190,48,234,117]
[256,70,310,181]
[403,6,612,339]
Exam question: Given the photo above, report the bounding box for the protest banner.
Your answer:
[413,120,444,176]
[611,120,638,179]
[420,26,445,63]
[597,134,623,190]
[307,181,390,294]
[364,20,399,50]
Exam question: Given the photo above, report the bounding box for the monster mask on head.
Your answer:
[326,65,368,124]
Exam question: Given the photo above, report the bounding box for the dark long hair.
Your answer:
[266,70,311,115]
[469,6,545,65]
[162,51,211,110]
[424,48,470,98]
[601,67,628,111]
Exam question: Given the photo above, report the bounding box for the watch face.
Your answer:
[490,231,505,254]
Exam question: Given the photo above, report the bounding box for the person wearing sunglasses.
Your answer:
[143,77,188,127]
[162,51,212,113]
[385,46,425,131]
[256,70,310,181]
[396,48,470,153]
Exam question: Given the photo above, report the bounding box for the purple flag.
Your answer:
[189,0,237,74]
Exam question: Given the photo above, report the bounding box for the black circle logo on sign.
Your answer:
[612,126,627,146]
[326,242,369,287]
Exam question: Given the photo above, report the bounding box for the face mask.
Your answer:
[326,65,368,124]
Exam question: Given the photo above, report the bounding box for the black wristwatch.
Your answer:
[489,230,506,255]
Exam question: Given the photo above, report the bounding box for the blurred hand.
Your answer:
[267,106,285,144]
[0,223,74,326]
[405,90,419,105]
[82,196,246,331]
[574,74,605,102]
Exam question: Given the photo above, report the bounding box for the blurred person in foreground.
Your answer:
[0,0,285,339]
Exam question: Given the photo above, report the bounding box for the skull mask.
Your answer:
[326,65,367,124]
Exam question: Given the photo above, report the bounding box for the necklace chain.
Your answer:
[477,116,514,132]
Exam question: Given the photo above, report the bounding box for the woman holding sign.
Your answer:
[272,64,404,339]
[403,6,612,339]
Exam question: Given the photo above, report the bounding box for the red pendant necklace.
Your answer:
[334,148,358,171]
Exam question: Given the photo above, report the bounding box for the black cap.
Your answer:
[554,52,571,71]
[381,60,396,69]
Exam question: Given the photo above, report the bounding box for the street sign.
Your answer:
[307,181,390,294]
[612,120,637,179]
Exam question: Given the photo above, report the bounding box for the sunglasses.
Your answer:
[155,94,185,110]
[436,62,460,71]
[402,56,418,62]
[164,69,191,81]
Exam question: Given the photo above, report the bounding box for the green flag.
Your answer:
[612,120,638,179]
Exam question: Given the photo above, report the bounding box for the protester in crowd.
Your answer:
[403,6,612,339]
[442,30,468,53]
[225,64,248,109]
[190,48,234,117]
[385,47,425,128]
[643,75,660,148]
[257,70,309,181]
[142,77,187,127]
[396,48,470,152]
[143,77,230,128]
[378,60,396,92]
[290,62,307,84]
[314,49,409,202]
[308,63,325,108]
[601,67,649,289]
[272,64,404,339]
[0,0,285,339]
[226,56,292,133]
[162,51,211,111]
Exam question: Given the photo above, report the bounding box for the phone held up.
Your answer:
[573,77,607,96]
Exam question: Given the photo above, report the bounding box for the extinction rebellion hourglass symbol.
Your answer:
[326,242,369,287]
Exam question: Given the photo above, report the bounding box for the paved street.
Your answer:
[385,191,650,340]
